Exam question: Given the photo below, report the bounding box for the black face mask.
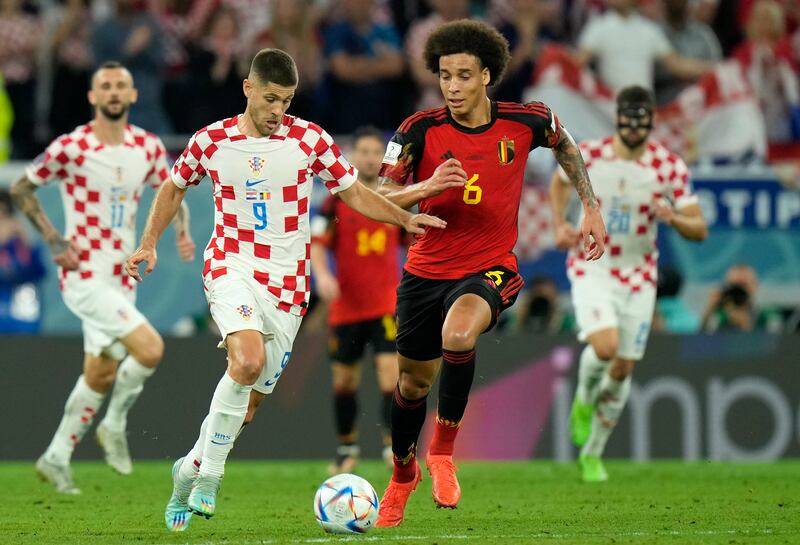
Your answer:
[617,104,653,149]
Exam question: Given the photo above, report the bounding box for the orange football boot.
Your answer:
[375,461,422,528]
[426,454,460,508]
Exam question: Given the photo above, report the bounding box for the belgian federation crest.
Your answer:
[247,156,264,176]
[498,136,515,165]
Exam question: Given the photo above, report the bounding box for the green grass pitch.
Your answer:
[3,460,798,545]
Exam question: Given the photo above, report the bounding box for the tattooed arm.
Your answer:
[10,176,80,269]
[551,127,606,260]
[377,158,467,210]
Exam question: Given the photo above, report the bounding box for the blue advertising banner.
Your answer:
[692,179,800,229]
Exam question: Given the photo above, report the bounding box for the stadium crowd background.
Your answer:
[0,0,799,335]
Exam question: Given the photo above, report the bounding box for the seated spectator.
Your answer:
[701,264,784,333]
[494,0,548,103]
[406,0,470,111]
[0,0,43,159]
[652,265,700,333]
[0,189,46,333]
[655,0,723,105]
[732,0,800,144]
[514,275,574,333]
[576,0,711,93]
[253,0,323,121]
[187,6,249,127]
[322,0,404,133]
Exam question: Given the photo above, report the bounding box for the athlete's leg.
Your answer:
[374,351,398,465]
[330,360,362,473]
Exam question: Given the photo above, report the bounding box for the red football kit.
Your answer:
[379,101,561,279]
[312,194,401,326]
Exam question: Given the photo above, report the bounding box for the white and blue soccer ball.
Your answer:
[313,473,379,534]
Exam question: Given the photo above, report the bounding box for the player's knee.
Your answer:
[609,359,634,380]
[134,334,164,368]
[593,341,618,361]
[398,371,431,400]
[230,355,264,385]
[441,328,477,352]
[86,366,115,392]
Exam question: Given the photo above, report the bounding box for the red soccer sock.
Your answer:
[392,452,418,483]
[428,415,461,456]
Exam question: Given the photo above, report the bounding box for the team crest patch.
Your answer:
[247,156,264,176]
[236,304,254,320]
[498,136,515,165]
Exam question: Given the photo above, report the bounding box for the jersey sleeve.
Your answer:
[25,135,77,186]
[310,195,337,248]
[667,155,698,210]
[379,117,426,185]
[524,101,561,150]
[310,127,358,194]
[171,129,210,189]
[145,134,170,189]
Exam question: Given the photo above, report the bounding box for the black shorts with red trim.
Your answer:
[395,265,523,361]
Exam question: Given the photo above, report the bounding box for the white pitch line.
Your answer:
[153,527,777,545]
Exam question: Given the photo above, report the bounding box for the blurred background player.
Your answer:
[126,48,444,531]
[310,126,401,474]
[10,61,194,494]
[550,85,708,483]
[373,20,606,527]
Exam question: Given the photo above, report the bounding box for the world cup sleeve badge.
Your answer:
[498,136,515,166]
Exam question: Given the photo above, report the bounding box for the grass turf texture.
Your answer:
[2,460,797,545]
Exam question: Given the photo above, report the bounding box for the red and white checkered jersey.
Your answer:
[172,114,358,316]
[561,137,698,292]
[26,123,169,292]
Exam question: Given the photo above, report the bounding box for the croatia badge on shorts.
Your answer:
[498,136,515,166]
[236,304,253,320]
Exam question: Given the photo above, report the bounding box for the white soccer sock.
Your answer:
[178,415,209,481]
[576,345,609,405]
[199,373,252,479]
[581,373,632,457]
[43,375,106,465]
[100,356,156,432]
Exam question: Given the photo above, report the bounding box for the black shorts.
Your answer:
[329,315,397,364]
[395,266,523,361]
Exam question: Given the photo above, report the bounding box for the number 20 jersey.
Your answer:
[379,101,560,279]
[172,115,357,316]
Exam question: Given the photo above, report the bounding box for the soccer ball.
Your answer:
[313,473,379,534]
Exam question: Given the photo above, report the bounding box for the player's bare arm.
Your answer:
[378,158,467,210]
[171,202,196,262]
[552,127,606,260]
[548,170,580,250]
[654,201,708,241]
[338,179,447,235]
[127,181,188,281]
[10,175,80,270]
[310,239,340,303]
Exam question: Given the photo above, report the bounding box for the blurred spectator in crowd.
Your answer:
[147,0,216,133]
[92,0,170,133]
[0,189,46,333]
[732,0,799,144]
[576,0,711,93]
[514,275,574,333]
[655,0,722,105]
[323,0,404,132]
[405,0,470,111]
[0,75,11,163]
[652,265,700,333]
[187,6,248,127]
[253,0,323,121]
[50,0,94,137]
[494,0,554,103]
[0,0,43,159]
[701,264,784,333]
[224,0,273,48]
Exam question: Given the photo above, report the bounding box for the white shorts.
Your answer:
[62,280,146,360]
[206,276,303,395]
[570,268,656,360]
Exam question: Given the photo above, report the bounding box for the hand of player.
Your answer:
[580,206,606,260]
[315,273,340,303]
[554,223,580,250]
[653,199,675,224]
[403,213,447,235]
[423,158,468,198]
[176,230,196,262]
[126,244,157,282]
[49,237,81,270]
